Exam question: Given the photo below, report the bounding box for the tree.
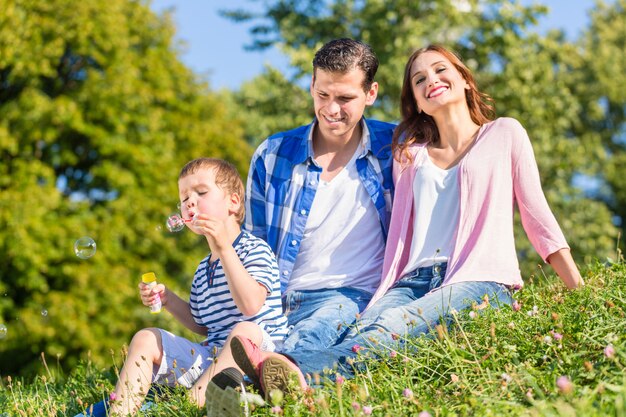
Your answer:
[580,0,626,257]
[223,0,619,273]
[0,0,251,376]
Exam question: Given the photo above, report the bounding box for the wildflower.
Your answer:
[507,322,515,329]
[352,402,361,411]
[512,300,521,311]
[501,373,512,383]
[469,311,477,319]
[336,374,345,385]
[550,331,563,341]
[556,376,573,394]
[352,344,363,353]
[109,392,117,402]
[544,336,552,344]
[402,388,413,398]
[270,405,283,415]
[363,406,373,415]
[391,333,400,341]
[527,305,539,317]
[604,344,615,359]
[450,374,460,383]
[418,412,432,417]
[390,350,397,358]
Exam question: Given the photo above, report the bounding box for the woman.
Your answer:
[226,44,584,396]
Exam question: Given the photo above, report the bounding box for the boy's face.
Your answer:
[310,67,378,141]
[178,167,236,229]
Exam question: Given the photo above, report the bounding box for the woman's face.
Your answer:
[409,51,469,116]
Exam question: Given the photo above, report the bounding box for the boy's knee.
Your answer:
[230,321,262,338]
[130,328,162,352]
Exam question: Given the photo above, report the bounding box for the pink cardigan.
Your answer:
[367,117,569,308]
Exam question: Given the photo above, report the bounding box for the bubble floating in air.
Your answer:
[41,309,48,317]
[74,236,97,259]
[166,213,185,233]
[0,324,6,339]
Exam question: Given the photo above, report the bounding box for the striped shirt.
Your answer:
[244,118,396,292]
[189,231,288,347]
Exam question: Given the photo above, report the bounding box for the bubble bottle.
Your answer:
[141,272,162,314]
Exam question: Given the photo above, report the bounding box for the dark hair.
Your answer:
[179,158,245,225]
[312,38,379,92]
[393,45,496,161]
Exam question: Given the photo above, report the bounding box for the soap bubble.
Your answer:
[74,236,97,259]
[166,214,185,233]
[41,309,48,317]
[0,324,6,339]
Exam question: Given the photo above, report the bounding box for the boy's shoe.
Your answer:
[206,367,248,417]
[260,355,308,396]
[231,336,307,399]
[230,336,266,390]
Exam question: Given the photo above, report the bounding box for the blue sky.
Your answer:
[150,0,598,90]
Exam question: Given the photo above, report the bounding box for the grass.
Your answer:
[1,261,624,416]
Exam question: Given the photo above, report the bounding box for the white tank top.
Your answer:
[401,155,460,276]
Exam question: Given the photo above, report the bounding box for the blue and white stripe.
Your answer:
[189,231,288,347]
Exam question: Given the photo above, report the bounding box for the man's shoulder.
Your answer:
[365,118,396,138]
[365,118,396,131]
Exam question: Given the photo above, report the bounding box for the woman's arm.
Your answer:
[546,248,584,289]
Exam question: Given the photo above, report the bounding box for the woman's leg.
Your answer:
[109,328,163,416]
[293,281,512,376]
[190,321,263,407]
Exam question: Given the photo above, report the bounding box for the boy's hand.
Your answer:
[138,282,167,307]
[191,214,230,254]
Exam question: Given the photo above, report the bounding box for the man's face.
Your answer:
[310,68,378,141]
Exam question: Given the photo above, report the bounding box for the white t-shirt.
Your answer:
[288,147,385,294]
[401,155,460,276]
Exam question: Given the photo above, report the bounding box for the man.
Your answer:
[244,38,395,353]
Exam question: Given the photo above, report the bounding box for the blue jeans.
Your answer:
[280,287,372,355]
[291,265,513,377]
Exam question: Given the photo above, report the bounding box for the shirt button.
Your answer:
[291,240,297,246]
[308,180,315,186]
[300,209,306,215]
[282,270,289,276]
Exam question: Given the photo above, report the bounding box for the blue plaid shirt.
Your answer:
[244,118,395,292]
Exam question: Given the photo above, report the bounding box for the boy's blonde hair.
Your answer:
[179,158,245,225]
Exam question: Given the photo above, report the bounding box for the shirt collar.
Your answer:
[305,118,372,165]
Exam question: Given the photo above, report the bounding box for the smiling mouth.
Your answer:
[324,115,344,123]
[428,86,448,98]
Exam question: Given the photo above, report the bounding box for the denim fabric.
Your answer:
[346,263,447,338]
[280,287,372,354]
[292,277,512,377]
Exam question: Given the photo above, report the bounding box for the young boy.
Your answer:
[76,158,287,416]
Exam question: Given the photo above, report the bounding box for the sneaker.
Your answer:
[230,336,266,390]
[230,336,307,399]
[206,367,248,417]
[260,355,307,397]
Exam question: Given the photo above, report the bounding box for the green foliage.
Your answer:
[222,66,313,146]
[581,0,626,252]
[0,0,251,376]
[223,0,621,272]
[1,263,624,416]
